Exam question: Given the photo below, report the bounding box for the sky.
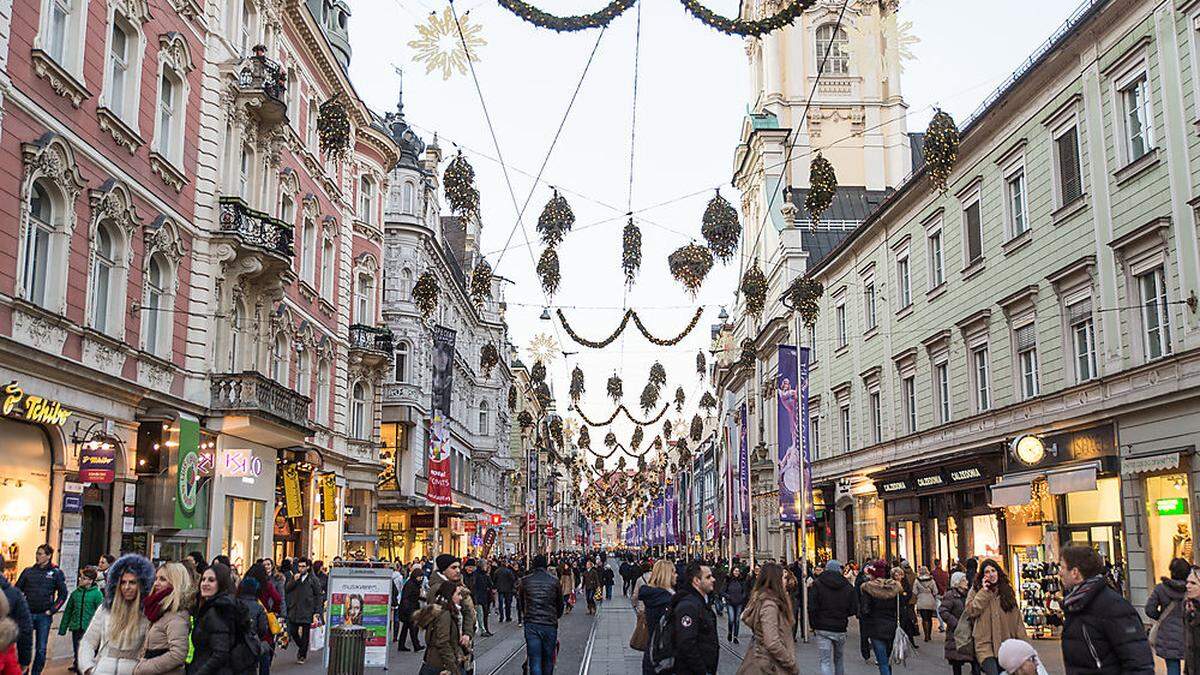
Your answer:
[347,0,1090,461]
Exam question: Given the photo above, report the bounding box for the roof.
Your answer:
[908,132,926,173]
[789,187,892,268]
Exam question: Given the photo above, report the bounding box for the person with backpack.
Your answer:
[1147,558,1190,674]
[188,562,261,675]
[58,566,102,672]
[633,560,674,675]
[663,561,718,675]
[938,571,978,675]
[807,559,858,675]
[1059,545,1153,674]
[133,561,193,675]
[737,562,798,674]
[77,553,154,675]
[235,578,273,675]
[721,565,748,644]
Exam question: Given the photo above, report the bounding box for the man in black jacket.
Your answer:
[602,564,615,600]
[284,557,324,664]
[0,555,32,672]
[808,559,858,675]
[467,558,495,636]
[494,560,517,622]
[520,554,564,675]
[15,544,66,675]
[668,561,719,675]
[1058,545,1153,675]
[397,563,424,652]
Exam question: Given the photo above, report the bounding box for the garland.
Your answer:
[604,431,617,449]
[557,307,704,348]
[606,374,623,402]
[924,108,960,193]
[534,382,552,410]
[668,243,714,295]
[536,190,574,246]
[444,151,481,223]
[622,220,642,286]
[317,96,351,158]
[569,366,585,403]
[480,343,498,377]
[578,426,591,449]
[784,276,824,325]
[699,391,717,411]
[663,419,672,439]
[701,190,739,264]
[496,0,636,32]
[412,270,439,317]
[740,263,768,318]
[806,152,837,224]
[537,247,561,296]
[674,387,686,412]
[574,401,671,427]
[469,259,492,307]
[678,0,815,37]
[631,425,644,450]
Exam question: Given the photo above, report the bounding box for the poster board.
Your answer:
[323,565,392,670]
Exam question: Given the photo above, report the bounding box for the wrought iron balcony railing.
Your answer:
[349,324,394,354]
[218,196,294,259]
[210,371,312,431]
[238,52,286,102]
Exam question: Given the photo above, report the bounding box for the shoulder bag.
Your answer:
[1149,600,1178,650]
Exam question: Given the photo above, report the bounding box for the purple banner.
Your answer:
[739,403,749,534]
[778,345,802,523]
[800,346,813,526]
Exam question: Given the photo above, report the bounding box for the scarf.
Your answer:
[142,584,173,623]
[1062,575,1106,614]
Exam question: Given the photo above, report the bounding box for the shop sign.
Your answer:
[1157,497,1189,516]
[62,493,82,514]
[2,381,72,426]
[79,439,116,484]
[949,467,985,483]
[282,464,303,518]
[526,512,537,534]
[914,471,946,489]
[410,513,449,529]
[470,535,482,547]
[489,513,502,526]
[319,473,339,522]
[879,478,911,494]
[481,528,497,558]
[221,450,263,478]
[173,416,202,529]
[464,521,477,533]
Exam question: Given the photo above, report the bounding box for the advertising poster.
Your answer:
[739,403,749,534]
[325,568,392,669]
[173,416,201,529]
[282,464,303,518]
[430,325,456,416]
[319,473,339,522]
[777,345,802,523]
[426,414,452,506]
[800,346,814,524]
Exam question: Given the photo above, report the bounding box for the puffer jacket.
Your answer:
[78,606,148,675]
[937,587,975,662]
[520,569,564,626]
[736,595,797,675]
[807,569,857,633]
[913,574,939,611]
[722,576,749,607]
[186,593,239,675]
[0,577,30,668]
[1146,578,1187,660]
[413,603,464,673]
[132,610,190,675]
[963,586,1026,662]
[1061,576,1153,675]
[858,578,901,642]
[58,583,103,634]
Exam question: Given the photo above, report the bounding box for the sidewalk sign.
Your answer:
[323,564,393,670]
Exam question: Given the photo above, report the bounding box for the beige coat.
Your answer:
[132,610,190,675]
[964,586,1027,662]
[736,595,798,675]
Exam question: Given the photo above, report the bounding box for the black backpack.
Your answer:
[225,599,265,671]
[647,604,676,673]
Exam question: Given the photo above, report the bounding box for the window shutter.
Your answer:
[1067,298,1092,325]
[1057,128,1082,202]
[1015,323,1036,352]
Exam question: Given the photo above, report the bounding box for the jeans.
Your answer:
[814,629,846,675]
[1166,659,1183,675]
[287,620,311,659]
[31,612,51,675]
[869,637,892,675]
[258,647,273,675]
[980,657,1001,675]
[605,583,613,600]
[70,629,84,668]
[725,603,743,638]
[525,623,557,675]
[499,592,514,621]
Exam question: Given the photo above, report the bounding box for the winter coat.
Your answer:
[78,606,149,675]
[603,567,615,585]
[413,604,464,673]
[1146,578,1187,660]
[937,587,975,662]
[268,573,287,615]
[722,576,749,607]
[559,571,576,596]
[637,585,673,675]
[399,577,423,622]
[1184,602,1200,675]
[583,568,601,591]
[58,584,103,634]
[737,595,797,674]
[283,572,323,624]
[807,569,858,633]
[858,578,901,642]
[494,566,517,594]
[426,572,476,640]
[669,587,718,675]
[932,567,950,595]
[963,586,1026,662]
[236,591,271,644]
[14,562,67,614]
[1061,576,1154,675]
[132,610,190,675]
[913,575,939,611]
[520,569,563,627]
[0,590,23,675]
[469,569,494,605]
[186,593,239,675]
[0,577,30,668]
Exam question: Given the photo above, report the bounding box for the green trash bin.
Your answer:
[326,624,367,675]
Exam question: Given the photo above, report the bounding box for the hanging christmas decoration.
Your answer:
[674,387,686,412]
[508,385,517,411]
[805,152,838,225]
[531,361,546,384]
[578,426,591,449]
[606,374,623,403]
[604,431,617,449]
[480,343,499,377]
[649,362,667,389]
[679,0,815,38]
[631,426,644,450]
[497,0,636,32]
[699,391,717,411]
[536,190,574,247]
[784,276,825,325]
[556,308,703,349]
[569,366,585,403]
[740,262,769,318]
[701,190,740,264]
[535,382,552,411]
[526,333,560,368]
[575,401,670,428]
[317,96,351,158]
[924,108,961,193]
[640,382,660,414]
[443,151,481,223]
[412,270,439,318]
[738,338,756,368]
[518,410,534,429]
[668,243,714,295]
[690,414,704,442]
[409,7,486,80]
[537,247,561,296]
[696,350,706,377]
[469,259,492,307]
[617,456,627,470]
[622,219,642,286]
[550,417,564,446]
[663,419,673,439]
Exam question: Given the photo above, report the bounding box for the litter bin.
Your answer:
[326,625,366,675]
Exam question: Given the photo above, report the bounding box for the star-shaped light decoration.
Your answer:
[562,417,581,445]
[526,332,559,366]
[409,8,486,80]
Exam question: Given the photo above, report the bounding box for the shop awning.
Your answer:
[1122,448,1188,476]
[1046,462,1098,494]
[990,480,1032,507]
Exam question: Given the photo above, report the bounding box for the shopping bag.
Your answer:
[953,614,975,654]
[310,621,325,651]
[891,626,913,665]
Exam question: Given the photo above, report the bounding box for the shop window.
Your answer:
[972,514,1002,560]
[224,497,264,574]
[1065,476,1122,523]
[1145,473,1192,581]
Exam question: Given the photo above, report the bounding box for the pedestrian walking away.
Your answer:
[736,561,798,675]
[667,561,719,675]
[913,566,939,642]
[807,559,857,675]
[603,564,615,601]
[937,571,980,675]
[1058,544,1153,675]
[1147,558,1190,675]
[633,559,675,675]
[859,560,901,675]
[398,563,425,652]
[494,560,517,623]
[519,555,564,675]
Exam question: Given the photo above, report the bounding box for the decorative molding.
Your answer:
[82,332,129,377]
[137,358,175,392]
[95,107,144,154]
[158,32,195,74]
[30,49,92,107]
[117,0,152,23]
[148,152,187,192]
[166,0,202,19]
[12,303,68,354]
[144,216,187,265]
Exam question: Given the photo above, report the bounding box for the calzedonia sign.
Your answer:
[879,479,911,494]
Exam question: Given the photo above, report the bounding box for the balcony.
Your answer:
[218,196,294,259]
[235,48,287,127]
[348,324,393,370]
[210,371,313,445]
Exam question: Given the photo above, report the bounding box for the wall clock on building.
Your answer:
[1011,434,1047,467]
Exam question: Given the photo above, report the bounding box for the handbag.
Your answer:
[310,620,326,651]
[953,611,975,653]
[630,609,649,651]
[1149,600,1178,650]
[259,601,284,636]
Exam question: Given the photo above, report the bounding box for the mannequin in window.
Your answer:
[1173,522,1192,561]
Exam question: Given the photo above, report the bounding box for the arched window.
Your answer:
[358,175,375,224]
[478,400,489,436]
[156,66,183,162]
[401,267,413,297]
[815,24,850,76]
[24,182,55,308]
[271,332,289,384]
[90,222,118,334]
[355,273,374,324]
[143,254,169,356]
[279,192,294,225]
[228,300,244,371]
[320,238,335,299]
[106,14,139,122]
[351,381,368,439]
[402,182,415,214]
[316,358,331,423]
[296,348,311,398]
[300,218,316,283]
[393,342,409,383]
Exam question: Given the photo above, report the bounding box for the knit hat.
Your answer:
[824,559,842,574]
[868,560,890,579]
[950,571,967,588]
[997,639,1038,672]
[435,554,457,572]
[464,558,477,568]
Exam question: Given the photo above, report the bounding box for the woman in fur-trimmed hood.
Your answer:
[79,554,155,675]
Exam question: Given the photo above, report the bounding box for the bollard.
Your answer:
[326,624,367,675]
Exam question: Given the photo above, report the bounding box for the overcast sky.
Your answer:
[348,0,1089,454]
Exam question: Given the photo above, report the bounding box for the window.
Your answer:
[479,400,489,436]
[106,17,134,120]
[156,68,182,162]
[1068,298,1097,382]
[839,403,851,453]
[896,254,911,308]
[316,358,331,423]
[24,183,54,308]
[355,273,374,323]
[403,182,416,214]
[927,229,944,288]
[1015,323,1039,399]
[836,302,848,348]
[863,282,877,330]
[1055,126,1083,206]
[351,382,368,439]
[934,361,950,423]
[271,332,288,384]
[296,349,311,398]
[90,222,118,334]
[972,347,990,412]
[809,415,821,459]
[815,24,849,76]
[1006,169,1028,237]
[320,239,335,299]
[1119,75,1153,162]
[1139,266,1172,360]
[902,376,917,433]
[279,193,294,225]
[143,255,169,356]
[358,176,375,224]
[238,145,252,200]
[46,0,72,63]
[239,0,256,54]
[393,342,409,383]
[228,301,244,371]
[963,200,982,265]
[300,219,316,283]
[869,391,882,444]
[307,98,319,151]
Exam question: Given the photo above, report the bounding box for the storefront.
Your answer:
[273,452,318,561]
[0,417,57,581]
[206,440,277,572]
[852,490,884,563]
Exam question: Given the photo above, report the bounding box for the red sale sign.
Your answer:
[426,415,452,506]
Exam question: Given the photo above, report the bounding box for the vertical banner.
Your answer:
[430,325,456,416]
[282,464,303,518]
[426,415,452,506]
[319,472,339,522]
[777,345,802,523]
[800,346,814,525]
[173,415,201,529]
[723,423,733,538]
[739,403,749,534]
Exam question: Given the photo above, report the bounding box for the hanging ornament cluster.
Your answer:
[578,426,591,449]
[497,0,636,31]
[631,426,644,450]
[536,190,575,247]
[679,0,816,37]
[924,108,961,193]
[469,259,492,307]
[604,431,618,448]
[569,366,585,403]
[480,343,499,377]
[674,387,686,412]
[663,419,673,439]
[805,152,838,225]
[622,219,642,286]
[639,382,660,414]
[668,243,714,296]
[557,307,703,349]
[740,263,769,318]
[690,414,704,442]
[508,385,517,411]
[537,247,561,296]
[530,360,546,384]
[696,350,706,377]
[606,374,623,403]
[317,96,351,158]
[443,151,481,223]
[699,391,717,411]
[738,338,756,368]
[701,190,740,264]
[550,417,564,446]
[518,410,534,429]
[649,362,667,388]
[535,382,552,410]
[785,276,825,325]
[412,270,439,318]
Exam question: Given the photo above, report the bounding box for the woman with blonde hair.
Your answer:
[133,562,193,675]
[633,560,675,675]
[737,562,798,674]
[79,554,155,675]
